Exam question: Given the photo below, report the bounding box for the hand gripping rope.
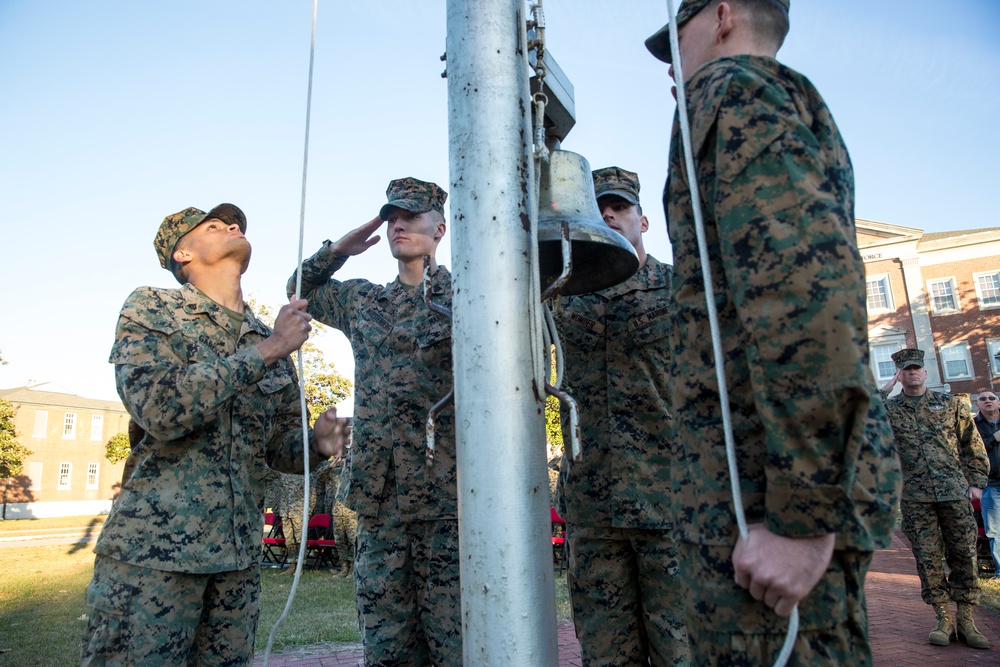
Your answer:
[263,0,319,664]
[662,0,798,664]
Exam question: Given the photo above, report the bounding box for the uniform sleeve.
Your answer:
[957,400,989,489]
[263,357,324,474]
[712,76,863,538]
[287,241,378,332]
[110,291,268,442]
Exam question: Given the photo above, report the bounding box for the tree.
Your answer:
[105,431,131,464]
[0,398,32,520]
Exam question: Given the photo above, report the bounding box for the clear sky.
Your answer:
[1,1,998,409]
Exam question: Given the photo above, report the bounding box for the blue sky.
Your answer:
[1,1,998,408]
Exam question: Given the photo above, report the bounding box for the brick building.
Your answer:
[1,383,128,519]
[860,220,1000,398]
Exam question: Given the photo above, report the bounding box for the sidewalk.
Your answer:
[256,529,1000,666]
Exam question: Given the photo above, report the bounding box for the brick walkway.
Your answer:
[255,529,1000,666]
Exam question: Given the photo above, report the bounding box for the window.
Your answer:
[86,463,99,490]
[872,343,902,383]
[32,410,48,438]
[989,339,1000,376]
[63,412,76,439]
[974,271,1000,309]
[90,414,104,441]
[28,462,42,491]
[866,275,893,312]
[927,278,959,314]
[57,463,72,490]
[940,342,974,380]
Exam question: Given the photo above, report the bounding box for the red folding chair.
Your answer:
[551,507,567,574]
[262,512,288,566]
[303,513,339,570]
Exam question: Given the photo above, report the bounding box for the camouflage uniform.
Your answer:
[315,458,357,568]
[649,5,901,663]
[288,178,460,666]
[553,167,688,666]
[275,471,319,562]
[83,204,320,667]
[882,375,988,606]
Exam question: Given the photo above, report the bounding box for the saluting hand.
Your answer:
[330,216,383,257]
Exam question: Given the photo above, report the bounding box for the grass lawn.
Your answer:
[0,516,573,666]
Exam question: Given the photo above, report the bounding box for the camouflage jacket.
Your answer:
[664,55,900,550]
[289,242,455,521]
[553,255,673,529]
[883,390,988,501]
[96,284,319,573]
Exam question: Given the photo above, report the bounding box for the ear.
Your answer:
[434,222,446,242]
[172,247,192,266]
[639,214,649,234]
[715,1,734,42]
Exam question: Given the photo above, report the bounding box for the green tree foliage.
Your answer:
[105,431,131,464]
[0,398,31,479]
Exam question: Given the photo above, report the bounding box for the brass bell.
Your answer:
[537,150,639,296]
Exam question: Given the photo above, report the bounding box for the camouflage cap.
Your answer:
[891,348,925,370]
[153,203,247,270]
[593,167,640,206]
[645,0,791,63]
[378,177,448,222]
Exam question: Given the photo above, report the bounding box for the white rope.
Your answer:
[263,0,319,663]
[663,1,798,664]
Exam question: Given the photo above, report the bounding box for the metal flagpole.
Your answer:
[445,0,559,664]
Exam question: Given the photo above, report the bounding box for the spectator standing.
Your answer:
[974,390,1000,580]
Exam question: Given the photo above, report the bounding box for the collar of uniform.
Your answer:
[380,265,451,301]
[243,306,272,337]
[600,255,668,299]
[180,283,250,334]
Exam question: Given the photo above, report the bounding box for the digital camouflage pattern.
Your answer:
[82,556,260,666]
[273,470,319,560]
[891,347,924,369]
[315,458,357,566]
[900,499,980,605]
[664,55,900,664]
[288,244,456,521]
[153,203,247,270]
[645,0,790,63]
[95,284,320,574]
[289,235,460,663]
[554,256,673,529]
[378,176,448,221]
[592,166,641,205]
[881,389,988,502]
[882,389,987,606]
[553,254,687,665]
[678,544,875,666]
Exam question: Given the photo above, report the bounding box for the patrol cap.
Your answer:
[593,167,640,206]
[379,177,448,222]
[891,348,925,370]
[154,203,247,270]
[644,0,790,64]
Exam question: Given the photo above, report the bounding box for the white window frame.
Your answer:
[62,412,76,439]
[974,271,1000,310]
[90,414,104,441]
[86,462,99,490]
[871,343,904,384]
[28,462,42,491]
[866,274,894,313]
[940,342,974,381]
[32,410,47,438]
[927,277,959,315]
[57,462,72,490]
[989,338,1000,376]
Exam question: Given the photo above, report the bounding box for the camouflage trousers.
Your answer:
[677,542,873,667]
[900,498,981,605]
[355,509,462,667]
[333,501,357,563]
[566,525,690,666]
[81,555,260,666]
